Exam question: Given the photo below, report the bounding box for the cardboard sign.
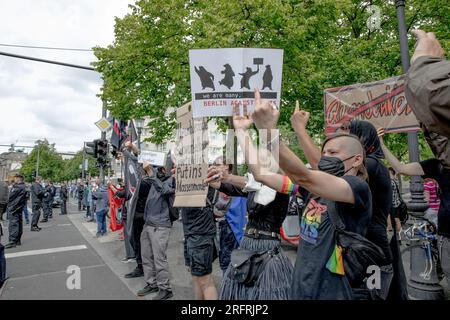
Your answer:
[173,102,209,207]
[138,150,166,166]
[189,48,284,118]
[324,75,420,134]
[173,163,209,207]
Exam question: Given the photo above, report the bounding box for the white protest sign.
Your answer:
[138,150,167,166]
[189,48,284,118]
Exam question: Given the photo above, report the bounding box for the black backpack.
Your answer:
[328,203,388,287]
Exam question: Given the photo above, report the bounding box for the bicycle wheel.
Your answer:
[401,244,444,282]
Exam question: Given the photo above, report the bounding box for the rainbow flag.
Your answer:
[326,244,345,275]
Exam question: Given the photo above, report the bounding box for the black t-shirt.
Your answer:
[181,187,217,237]
[291,175,372,300]
[218,182,289,233]
[420,158,450,237]
[365,156,393,263]
[135,178,152,215]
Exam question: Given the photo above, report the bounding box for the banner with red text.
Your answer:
[324,75,419,134]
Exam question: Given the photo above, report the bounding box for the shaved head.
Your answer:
[321,133,367,179]
[322,133,364,157]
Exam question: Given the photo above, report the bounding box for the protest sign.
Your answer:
[324,75,420,134]
[189,48,284,118]
[138,150,166,166]
[173,102,209,207]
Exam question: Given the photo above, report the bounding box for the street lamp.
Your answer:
[134,118,145,151]
[395,0,444,300]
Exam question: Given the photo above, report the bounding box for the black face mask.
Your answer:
[318,155,356,177]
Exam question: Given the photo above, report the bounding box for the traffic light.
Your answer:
[85,140,98,158]
[97,139,109,166]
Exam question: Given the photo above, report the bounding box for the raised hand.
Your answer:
[291,100,310,131]
[251,89,280,130]
[377,127,386,142]
[204,166,227,184]
[232,103,253,130]
[411,29,445,64]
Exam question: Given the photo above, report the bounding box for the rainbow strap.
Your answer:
[281,176,300,196]
[326,244,345,276]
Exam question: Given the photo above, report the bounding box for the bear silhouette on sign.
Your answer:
[262,65,273,90]
[239,66,259,90]
[195,66,215,90]
[219,64,235,89]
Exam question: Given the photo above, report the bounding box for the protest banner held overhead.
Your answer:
[189,48,284,118]
[173,102,209,207]
[324,75,420,134]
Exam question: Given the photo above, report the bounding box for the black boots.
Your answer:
[152,289,173,300]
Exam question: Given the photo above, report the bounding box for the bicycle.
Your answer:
[400,216,444,282]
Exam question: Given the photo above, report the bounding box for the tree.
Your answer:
[93,0,449,159]
[21,140,65,183]
[61,151,100,182]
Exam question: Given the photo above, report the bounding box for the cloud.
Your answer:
[0,0,134,154]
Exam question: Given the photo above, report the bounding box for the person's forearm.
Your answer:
[234,130,287,191]
[278,143,310,184]
[294,127,321,169]
[379,140,424,176]
[380,141,403,173]
[223,174,247,189]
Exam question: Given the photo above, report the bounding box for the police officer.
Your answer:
[5,174,28,249]
[60,182,68,215]
[48,181,56,219]
[30,176,45,231]
[41,180,52,223]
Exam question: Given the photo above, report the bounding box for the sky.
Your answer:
[0,0,135,154]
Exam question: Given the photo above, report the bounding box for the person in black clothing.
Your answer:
[0,218,6,289]
[290,106,403,298]
[379,128,450,292]
[206,140,292,300]
[48,181,56,218]
[127,159,153,282]
[112,183,136,263]
[216,90,373,299]
[30,176,45,231]
[118,142,149,279]
[60,182,68,215]
[5,174,28,249]
[181,181,219,300]
[77,182,85,211]
[41,181,52,222]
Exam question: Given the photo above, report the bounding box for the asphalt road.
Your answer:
[1,196,448,300]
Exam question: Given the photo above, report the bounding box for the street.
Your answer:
[1,196,448,300]
[1,198,260,300]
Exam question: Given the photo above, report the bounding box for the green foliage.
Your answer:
[20,140,100,183]
[21,140,64,182]
[93,0,449,159]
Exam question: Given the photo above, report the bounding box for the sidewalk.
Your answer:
[0,203,136,300]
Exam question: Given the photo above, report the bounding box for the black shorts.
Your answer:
[184,234,216,277]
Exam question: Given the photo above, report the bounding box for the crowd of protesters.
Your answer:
[1,29,449,299]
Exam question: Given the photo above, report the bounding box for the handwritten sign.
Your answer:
[173,102,209,207]
[324,75,420,134]
[189,48,284,118]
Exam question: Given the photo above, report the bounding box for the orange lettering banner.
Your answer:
[324,75,420,134]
